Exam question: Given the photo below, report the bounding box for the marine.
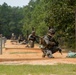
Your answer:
[27,31,38,48]
[39,28,62,58]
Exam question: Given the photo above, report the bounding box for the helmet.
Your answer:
[48,28,55,34]
[31,31,35,34]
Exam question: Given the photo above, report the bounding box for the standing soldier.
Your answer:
[11,33,17,40]
[11,33,15,40]
[39,28,62,58]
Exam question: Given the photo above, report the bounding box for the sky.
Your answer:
[0,0,30,7]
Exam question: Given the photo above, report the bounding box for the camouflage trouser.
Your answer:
[42,46,62,58]
[51,46,62,54]
[28,40,34,48]
[46,50,54,58]
[42,49,54,58]
[11,36,15,40]
[39,45,53,58]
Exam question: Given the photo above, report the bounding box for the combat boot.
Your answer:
[42,54,46,57]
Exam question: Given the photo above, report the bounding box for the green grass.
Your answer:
[10,52,37,54]
[0,64,76,75]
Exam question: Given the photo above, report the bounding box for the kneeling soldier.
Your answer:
[39,28,62,58]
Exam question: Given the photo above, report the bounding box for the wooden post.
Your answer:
[0,34,2,54]
[75,8,76,52]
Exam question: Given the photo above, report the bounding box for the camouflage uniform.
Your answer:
[40,29,62,58]
[18,34,23,43]
[28,31,37,48]
[11,33,17,41]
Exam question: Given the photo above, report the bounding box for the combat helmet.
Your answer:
[48,28,55,35]
[32,31,35,34]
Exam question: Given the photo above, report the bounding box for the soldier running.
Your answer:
[27,31,38,48]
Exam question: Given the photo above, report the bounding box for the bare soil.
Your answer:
[0,40,76,65]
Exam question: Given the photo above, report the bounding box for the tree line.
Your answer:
[0,0,75,50]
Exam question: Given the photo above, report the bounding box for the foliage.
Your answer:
[0,0,75,49]
[0,3,24,38]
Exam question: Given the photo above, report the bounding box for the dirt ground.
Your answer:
[0,40,76,65]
